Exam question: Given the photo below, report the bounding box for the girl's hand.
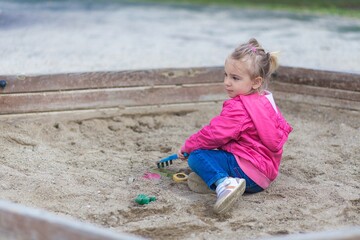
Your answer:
[177,150,187,161]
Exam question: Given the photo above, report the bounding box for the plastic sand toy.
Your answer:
[135,194,156,205]
[142,172,161,180]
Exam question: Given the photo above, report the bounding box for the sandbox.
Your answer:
[0,67,359,239]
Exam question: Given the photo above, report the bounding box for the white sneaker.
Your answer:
[213,178,246,214]
[187,172,214,194]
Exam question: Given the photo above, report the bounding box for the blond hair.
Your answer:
[230,38,279,93]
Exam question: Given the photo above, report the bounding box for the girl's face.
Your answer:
[224,57,261,98]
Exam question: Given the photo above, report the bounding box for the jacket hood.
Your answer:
[239,93,293,152]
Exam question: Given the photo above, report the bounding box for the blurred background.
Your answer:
[0,0,359,75]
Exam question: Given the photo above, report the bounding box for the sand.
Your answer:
[0,97,359,239]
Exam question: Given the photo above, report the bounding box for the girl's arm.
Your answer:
[181,101,245,154]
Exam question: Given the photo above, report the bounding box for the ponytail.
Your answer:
[268,51,279,76]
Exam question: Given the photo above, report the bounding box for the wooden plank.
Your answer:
[0,102,222,124]
[271,81,360,102]
[274,66,360,92]
[0,68,223,94]
[0,200,142,240]
[0,84,226,114]
[0,67,359,115]
[1,80,359,115]
[274,91,360,111]
[1,66,359,94]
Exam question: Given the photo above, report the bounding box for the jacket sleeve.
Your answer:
[181,100,245,153]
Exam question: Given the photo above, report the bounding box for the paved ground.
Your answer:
[0,0,359,75]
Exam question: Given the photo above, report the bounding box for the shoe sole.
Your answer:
[187,172,214,194]
[213,179,246,214]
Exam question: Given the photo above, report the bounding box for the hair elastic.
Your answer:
[249,44,256,53]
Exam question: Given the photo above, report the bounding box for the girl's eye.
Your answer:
[233,77,239,80]
[224,72,228,77]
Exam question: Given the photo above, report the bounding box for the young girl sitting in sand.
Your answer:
[178,38,293,214]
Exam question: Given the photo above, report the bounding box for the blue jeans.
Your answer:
[187,149,263,193]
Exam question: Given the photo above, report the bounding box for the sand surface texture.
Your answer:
[0,98,359,239]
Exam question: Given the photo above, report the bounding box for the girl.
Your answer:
[178,38,293,214]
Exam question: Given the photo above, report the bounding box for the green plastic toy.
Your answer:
[135,194,156,205]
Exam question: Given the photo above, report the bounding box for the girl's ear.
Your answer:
[252,76,263,90]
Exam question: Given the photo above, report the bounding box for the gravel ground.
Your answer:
[0,0,359,75]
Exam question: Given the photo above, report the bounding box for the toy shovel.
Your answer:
[156,153,188,168]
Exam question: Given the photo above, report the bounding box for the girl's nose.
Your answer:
[224,77,231,86]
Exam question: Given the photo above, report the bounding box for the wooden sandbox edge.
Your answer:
[0,66,359,115]
[0,200,143,240]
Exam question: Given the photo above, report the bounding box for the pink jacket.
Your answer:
[181,92,292,189]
